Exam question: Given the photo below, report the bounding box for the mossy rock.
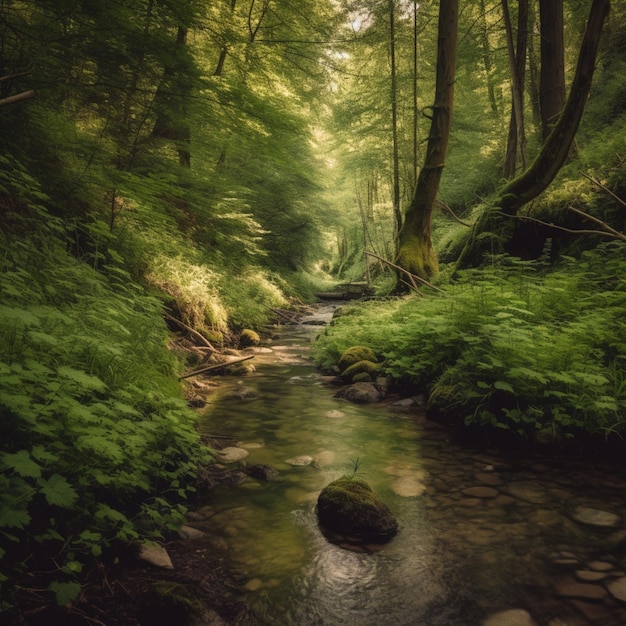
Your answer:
[239,329,260,347]
[317,477,398,542]
[337,346,377,373]
[342,359,381,382]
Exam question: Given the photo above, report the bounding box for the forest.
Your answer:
[1,0,625,621]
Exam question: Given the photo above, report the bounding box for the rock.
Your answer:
[138,544,174,570]
[317,477,398,542]
[503,481,549,503]
[554,581,607,600]
[392,397,416,407]
[571,506,622,529]
[285,455,314,466]
[325,409,345,418]
[461,486,499,498]
[588,560,615,571]
[245,464,278,480]
[475,472,503,486]
[226,386,258,400]
[607,576,626,602]
[179,524,205,540]
[482,608,537,626]
[337,346,377,372]
[218,447,250,462]
[335,382,383,403]
[575,570,610,582]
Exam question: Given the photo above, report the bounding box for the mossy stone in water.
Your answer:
[317,477,398,542]
[338,346,377,373]
[342,359,381,382]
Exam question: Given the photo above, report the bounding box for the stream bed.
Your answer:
[193,305,626,625]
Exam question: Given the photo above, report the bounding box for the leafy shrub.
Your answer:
[0,218,207,608]
[315,245,626,443]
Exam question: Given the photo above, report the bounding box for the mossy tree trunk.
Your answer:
[395,0,458,285]
[457,0,610,268]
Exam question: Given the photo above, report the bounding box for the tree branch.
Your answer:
[364,251,445,292]
[0,90,35,107]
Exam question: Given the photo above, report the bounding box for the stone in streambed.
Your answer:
[482,609,537,626]
[607,576,626,602]
[285,455,314,466]
[317,477,398,543]
[334,382,383,403]
[218,447,249,462]
[571,506,622,529]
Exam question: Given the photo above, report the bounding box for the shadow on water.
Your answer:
[194,306,626,625]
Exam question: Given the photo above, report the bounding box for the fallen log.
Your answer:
[178,355,254,380]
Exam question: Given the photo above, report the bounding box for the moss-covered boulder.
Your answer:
[317,477,398,542]
[341,359,381,382]
[239,328,260,347]
[337,346,377,373]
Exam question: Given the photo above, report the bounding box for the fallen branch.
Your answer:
[364,250,445,293]
[436,199,471,227]
[492,209,626,243]
[0,90,35,107]
[178,355,254,380]
[581,172,626,210]
[164,313,218,352]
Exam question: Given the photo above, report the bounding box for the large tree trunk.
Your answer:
[539,0,566,141]
[395,0,458,283]
[457,0,610,268]
[502,0,529,179]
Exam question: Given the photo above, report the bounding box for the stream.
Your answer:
[193,304,626,626]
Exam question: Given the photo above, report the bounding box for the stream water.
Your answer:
[194,304,626,626]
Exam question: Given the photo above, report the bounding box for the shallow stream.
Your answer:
[195,305,626,625]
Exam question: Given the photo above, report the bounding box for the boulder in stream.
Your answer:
[317,477,398,543]
[334,382,383,403]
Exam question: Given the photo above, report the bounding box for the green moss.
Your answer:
[337,346,377,372]
[239,328,260,347]
[342,360,381,382]
[317,477,398,541]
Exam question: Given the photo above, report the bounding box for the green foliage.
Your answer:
[315,245,626,442]
[0,216,208,608]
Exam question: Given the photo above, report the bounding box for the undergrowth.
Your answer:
[315,245,626,444]
[0,202,210,611]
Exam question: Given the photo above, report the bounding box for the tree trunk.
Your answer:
[457,0,610,268]
[389,0,402,244]
[539,0,566,141]
[395,0,458,283]
[502,0,529,179]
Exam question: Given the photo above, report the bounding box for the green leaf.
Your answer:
[48,580,81,606]
[494,380,514,393]
[57,366,107,392]
[2,450,41,478]
[0,503,31,529]
[38,474,78,508]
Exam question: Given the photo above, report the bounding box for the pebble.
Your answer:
[554,581,607,600]
[571,506,622,529]
[138,544,174,570]
[483,608,537,626]
[461,486,499,498]
[607,576,626,602]
[218,447,250,462]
